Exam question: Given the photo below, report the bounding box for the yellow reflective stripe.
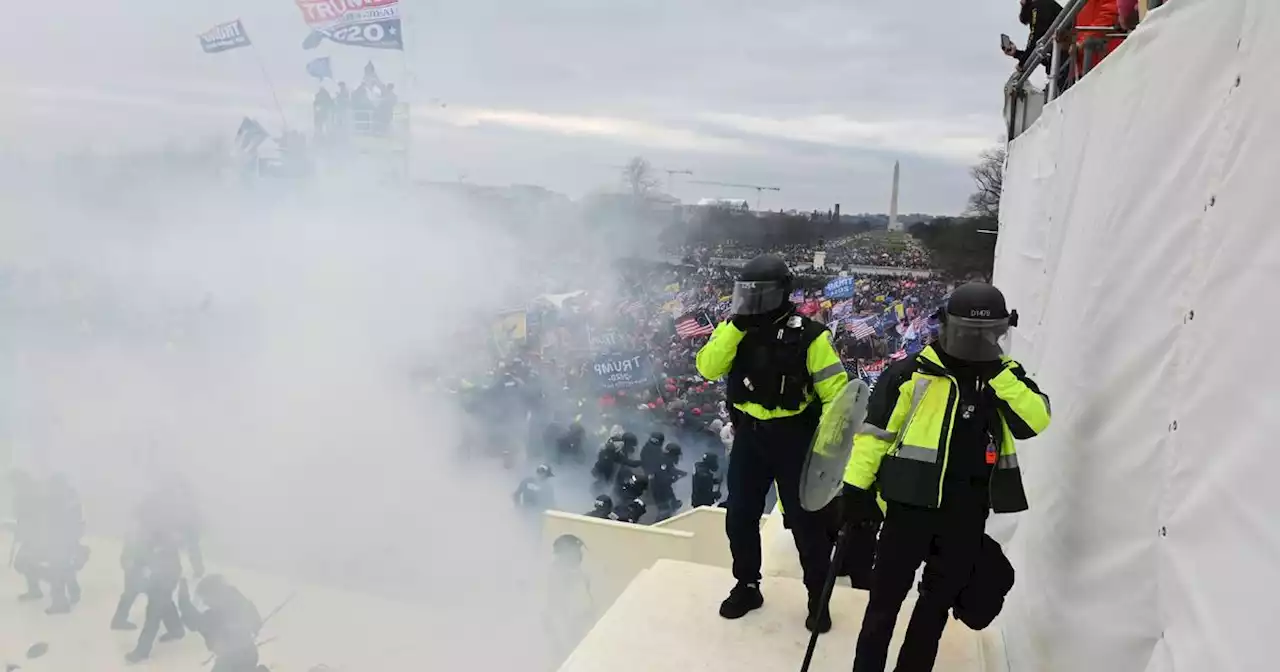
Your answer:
[890,378,933,454]
[731,398,813,421]
[896,445,938,463]
[809,333,849,405]
[998,453,1019,469]
[811,362,846,383]
[859,424,897,442]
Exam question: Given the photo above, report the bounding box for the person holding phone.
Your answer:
[1004,0,1064,75]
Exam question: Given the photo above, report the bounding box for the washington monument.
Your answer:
[887,160,902,232]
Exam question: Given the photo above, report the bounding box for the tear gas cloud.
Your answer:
[0,151,644,668]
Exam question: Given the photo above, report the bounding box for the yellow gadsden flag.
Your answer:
[492,309,528,345]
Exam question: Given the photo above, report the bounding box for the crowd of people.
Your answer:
[312,63,400,140]
[687,234,934,271]
[440,243,952,524]
[6,471,266,670]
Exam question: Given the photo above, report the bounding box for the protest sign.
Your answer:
[592,351,652,390]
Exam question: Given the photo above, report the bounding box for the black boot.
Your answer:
[805,593,832,633]
[718,582,764,619]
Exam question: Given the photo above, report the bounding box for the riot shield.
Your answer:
[799,379,871,511]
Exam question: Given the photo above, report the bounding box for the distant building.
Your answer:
[696,198,749,211]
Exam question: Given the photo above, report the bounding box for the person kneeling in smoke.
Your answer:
[690,453,723,508]
[178,575,264,672]
[650,443,687,522]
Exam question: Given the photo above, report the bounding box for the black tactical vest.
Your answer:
[726,314,828,411]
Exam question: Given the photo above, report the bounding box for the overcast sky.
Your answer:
[1,0,1032,213]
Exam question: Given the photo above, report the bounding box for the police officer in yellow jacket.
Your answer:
[842,282,1050,672]
[696,254,850,633]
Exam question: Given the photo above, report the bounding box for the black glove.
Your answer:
[840,483,880,529]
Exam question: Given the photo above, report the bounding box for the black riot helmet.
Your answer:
[625,498,647,520]
[663,442,682,462]
[621,473,649,499]
[593,494,613,512]
[732,254,793,316]
[697,453,719,471]
[536,464,555,479]
[647,431,665,446]
[620,432,638,452]
[938,282,1017,362]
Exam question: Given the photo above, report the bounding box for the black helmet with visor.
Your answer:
[938,282,1017,362]
[731,254,793,316]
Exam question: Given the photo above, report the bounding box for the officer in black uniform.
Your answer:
[608,498,647,524]
[616,472,648,503]
[124,528,186,663]
[690,453,723,508]
[592,433,640,493]
[695,254,851,633]
[650,443,687,521]
[584,495,613,519]
[639,431,666,477]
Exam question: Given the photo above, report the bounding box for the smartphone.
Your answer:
[1001,34,1015,52]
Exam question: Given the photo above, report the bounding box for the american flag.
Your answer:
[859,359,886,386]
[847,318,876,340]
[889,349,908,361]
[675,312,715,338]
[619,298,644,313]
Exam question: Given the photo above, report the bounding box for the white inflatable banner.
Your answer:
[995,0,1280,670]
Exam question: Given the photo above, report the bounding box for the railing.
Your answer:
[1004,0,1155,140]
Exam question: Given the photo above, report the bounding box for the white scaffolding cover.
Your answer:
[995,0,1280,670]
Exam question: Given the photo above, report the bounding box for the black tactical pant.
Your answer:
[132,582,184,658]
[854,486,989,672]
[724,405,834,594]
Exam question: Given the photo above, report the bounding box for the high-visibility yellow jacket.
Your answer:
[695,317,850,425]
[843,346,1050,513]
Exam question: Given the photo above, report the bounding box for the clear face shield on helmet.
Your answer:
[939,315,1010,362]
[730,280,788,316]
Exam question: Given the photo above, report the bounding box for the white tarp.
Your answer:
[995,0,1280,670]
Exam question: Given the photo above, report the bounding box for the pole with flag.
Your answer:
[306,56,333,81]
[198,19,287,129]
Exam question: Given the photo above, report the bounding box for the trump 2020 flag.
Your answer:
[199,20,251,54]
